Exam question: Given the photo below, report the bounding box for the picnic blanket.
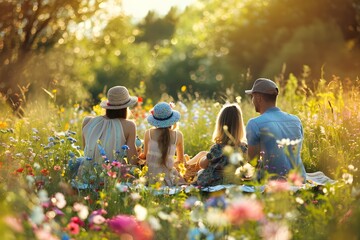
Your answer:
[71,171,336,195]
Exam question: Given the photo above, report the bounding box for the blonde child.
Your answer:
[194,103,248,187]
[141,102,186,186]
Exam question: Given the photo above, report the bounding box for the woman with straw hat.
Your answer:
[77,86,139,180]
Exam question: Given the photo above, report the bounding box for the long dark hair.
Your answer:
[158,127,171,166]
[106,108,127,119]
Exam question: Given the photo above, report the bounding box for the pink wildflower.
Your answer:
[70,216,85,227]
[266,180,290,193]
[107,215,153,240]
[53,165,61,171]
[261,221,292,240]
[34,228,58,240]
[4,216,23,233]
[288,172,304,186]
[107,171,117,178]
[111,161,122,168]
[225,198,264,225]
[67,222,80,235]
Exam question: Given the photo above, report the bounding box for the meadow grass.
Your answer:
[0,76,360,239]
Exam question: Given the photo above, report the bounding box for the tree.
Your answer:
[136,7,179,46]
[0,0,103,116]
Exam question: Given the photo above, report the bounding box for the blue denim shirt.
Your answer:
[246,107,306,181]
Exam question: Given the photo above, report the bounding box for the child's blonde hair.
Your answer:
[212,103,246,146]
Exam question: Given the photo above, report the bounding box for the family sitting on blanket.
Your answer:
[78,78,307,187]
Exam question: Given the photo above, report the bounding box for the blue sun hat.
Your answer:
[147,102,181,128]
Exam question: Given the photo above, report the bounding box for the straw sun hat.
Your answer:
[100,86,138,110]
[147,102,180,128]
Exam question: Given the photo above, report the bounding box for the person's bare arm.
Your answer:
[141,129,150,159]
[199,156,209,169]
[124,120,138,165]
[176,131,184,163]
[81,116,93,148]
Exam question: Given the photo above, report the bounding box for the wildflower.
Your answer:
[33,162,41,170]
[184,196,199,209]
[205,196,227,210]
[4,216,23,233]
[92,215,106,225]
[30,206,45,225]
[121,145,130,150]
[342,173,353,184]
[111,161,122,168]
[38,190,49,203]
[53,165,61,171]
[261,221,292,240]
[148,216,161,230]
[67,137,77,143]
[187,226,215,240]
[225,198,264,225]
[115,183,129,192]
[0,121,8,129]
[229,152,244,165]
[235,163,255,178]
[52,208,64,216]
[107,171,117,178]
[26,175,35,185]
[67,222,80,235]
[348,164,358,172]
[295,197,304,205]
[73,203,89,220]
[134,204,148,221]
[40,169,50,176]
[288,171,304,186]
[266,180,290,193]
[205,208,229,227]
[107,215,153,240]
[52,192,66,209]
[34,228,58,240]
[222,145,234,156]
[130,192,142,201]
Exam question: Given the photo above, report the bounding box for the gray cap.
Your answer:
[245,78,278,95]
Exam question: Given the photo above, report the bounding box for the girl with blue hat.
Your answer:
[141,102,186,186]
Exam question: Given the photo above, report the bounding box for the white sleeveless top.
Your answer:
[146,130,180,186]
[82,116,126,163]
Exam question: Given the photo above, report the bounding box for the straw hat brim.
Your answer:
[147,110,181,128]
[100,96,138,109]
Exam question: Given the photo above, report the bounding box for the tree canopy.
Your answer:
[1,0,359,113]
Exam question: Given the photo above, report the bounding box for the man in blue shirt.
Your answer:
[245,78,306,181]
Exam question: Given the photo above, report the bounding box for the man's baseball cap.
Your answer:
[245,78,279,95]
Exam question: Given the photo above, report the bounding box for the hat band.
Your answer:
[107,98,131,107]
[153,112,173,121]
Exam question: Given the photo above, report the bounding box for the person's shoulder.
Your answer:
[121,119,136,128]
[246,117,260,127]
[282,111,302,121]
[175,130,183,136]
[82,116,96,127]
